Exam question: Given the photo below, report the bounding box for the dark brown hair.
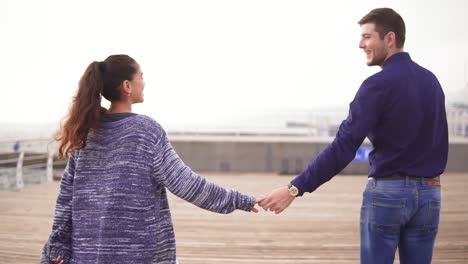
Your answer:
[56,54,137,159]
[358,8,406,48]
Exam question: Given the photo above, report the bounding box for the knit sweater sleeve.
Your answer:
[153,130,255,214]
[40,152,76,264]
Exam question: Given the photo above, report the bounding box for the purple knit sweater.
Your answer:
[40,115,256,264]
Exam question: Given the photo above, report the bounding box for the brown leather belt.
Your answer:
[368,175,440,186]
[368,175,440,181]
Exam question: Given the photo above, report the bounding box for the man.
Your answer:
[259,8,448,264]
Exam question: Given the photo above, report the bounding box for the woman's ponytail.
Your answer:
[55,61,106,159]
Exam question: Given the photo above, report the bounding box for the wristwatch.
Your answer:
[287,183,299,197]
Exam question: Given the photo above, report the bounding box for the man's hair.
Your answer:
[358,8,406,48]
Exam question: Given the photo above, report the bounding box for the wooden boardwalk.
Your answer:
[0,173,467,263]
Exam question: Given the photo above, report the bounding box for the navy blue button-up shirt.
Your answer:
[291,52,448,196]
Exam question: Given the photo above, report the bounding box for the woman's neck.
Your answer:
[108,101,132,114]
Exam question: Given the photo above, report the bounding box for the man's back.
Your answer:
[366,52,448,178]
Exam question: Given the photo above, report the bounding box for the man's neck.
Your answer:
[380,48,404,68]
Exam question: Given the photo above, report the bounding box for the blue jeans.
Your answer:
[360,177,441,264]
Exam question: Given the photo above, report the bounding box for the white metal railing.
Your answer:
[0,151,57,190]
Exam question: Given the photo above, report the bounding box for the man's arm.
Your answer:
[260,79,386,213]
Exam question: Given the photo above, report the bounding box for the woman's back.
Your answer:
[43,115,177,263]
[71,115,174,263]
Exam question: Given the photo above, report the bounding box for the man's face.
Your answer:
[359,23,388,67]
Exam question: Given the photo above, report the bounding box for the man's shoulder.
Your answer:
[362,61,415,87]
[411,61,438,79]
[361,71,391,89]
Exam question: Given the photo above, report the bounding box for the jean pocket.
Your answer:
[372,197,405,235]
[424,200,441,233]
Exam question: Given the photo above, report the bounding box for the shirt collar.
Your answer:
[383,52,411,68]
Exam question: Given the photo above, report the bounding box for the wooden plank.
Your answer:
[0,173,467,263]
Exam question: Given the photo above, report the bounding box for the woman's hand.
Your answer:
[52,256,64,264]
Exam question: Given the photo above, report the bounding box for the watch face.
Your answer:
[289,186,299,197]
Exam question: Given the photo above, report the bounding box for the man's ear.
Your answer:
[385,31,396,49]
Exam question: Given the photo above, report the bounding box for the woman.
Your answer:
[40,55,259,264]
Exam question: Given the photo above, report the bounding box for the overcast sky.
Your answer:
[1,0,467,126]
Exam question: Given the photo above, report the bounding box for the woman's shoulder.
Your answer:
[132,114,166,135]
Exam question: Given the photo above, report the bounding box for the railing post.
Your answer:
[46,150,54,183]
[462,112,467,137]
[16,151,25,189]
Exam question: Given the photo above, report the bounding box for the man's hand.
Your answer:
[251,196,266,213]
[258,186,295,214]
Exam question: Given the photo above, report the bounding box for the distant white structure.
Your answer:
[446,59,468,137]
[447,108,468,137]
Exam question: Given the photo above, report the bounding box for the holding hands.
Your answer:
[255,184,297,214]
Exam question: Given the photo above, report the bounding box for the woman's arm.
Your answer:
[40,152,77,264]
[153,132,256,214]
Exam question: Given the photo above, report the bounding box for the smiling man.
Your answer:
[259,8,448,264]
